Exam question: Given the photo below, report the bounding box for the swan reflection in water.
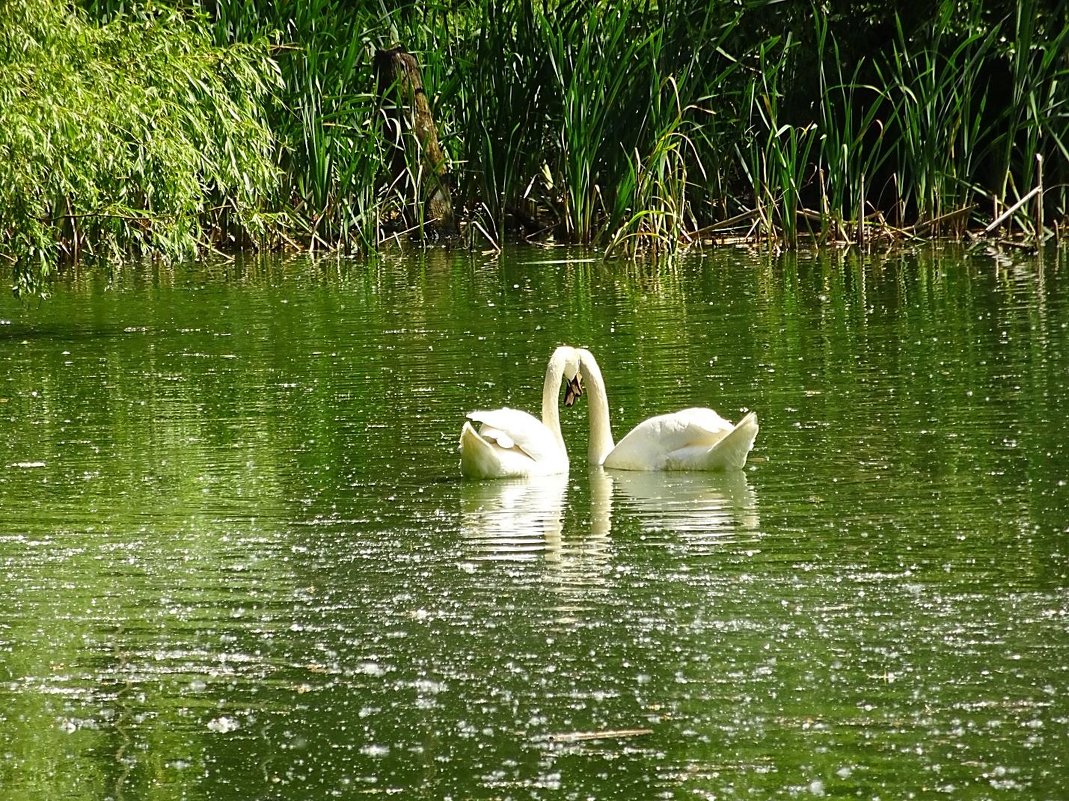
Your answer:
[606,468,759,549]
[459,467,758,565]
[459,472,614,602]
[460,473,571,561]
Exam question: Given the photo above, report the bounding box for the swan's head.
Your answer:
[572,347,605,405]
[551,345,583,408]
[564,371,583,407]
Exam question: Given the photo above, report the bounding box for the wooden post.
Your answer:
[374,46,456,235]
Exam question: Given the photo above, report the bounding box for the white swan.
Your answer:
[459,346,582,479]
[575,347,758,471]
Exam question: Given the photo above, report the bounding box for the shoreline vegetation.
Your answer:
[2,0,1066,296]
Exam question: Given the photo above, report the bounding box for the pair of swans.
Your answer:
[459,345,758,479]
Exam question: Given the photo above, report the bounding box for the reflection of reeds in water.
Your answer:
[460,474,569,561]
[609,469,759,551]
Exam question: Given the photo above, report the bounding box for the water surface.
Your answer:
[1,246,1067,799]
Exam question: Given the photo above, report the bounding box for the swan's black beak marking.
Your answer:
[564,371,584,407]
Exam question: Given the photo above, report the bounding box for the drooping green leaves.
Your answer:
[0,0,280,296]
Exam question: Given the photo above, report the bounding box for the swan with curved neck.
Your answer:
[575,347,758,471]
[459,346,582,479]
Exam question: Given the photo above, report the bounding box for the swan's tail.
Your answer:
[705,411,759,470]
[459,421,496,479]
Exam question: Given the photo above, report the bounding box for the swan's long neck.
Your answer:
[541,349,569,453]
[578,349,615,464]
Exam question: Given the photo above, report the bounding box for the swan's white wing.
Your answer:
[664,408,737,441]
[466,407,564,463]
[460,407,568,479]
[604,408,755,471]
[461,421,547,479]
[664,411,759,471]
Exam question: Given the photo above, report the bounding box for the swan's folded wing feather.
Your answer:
[467,407,539,431]
[668,408,736,441]
[478,426,515,450]
[664,411,759,471]
[709,411,759,469]
[608,409,731,460]
[466,407,562,462]
[461,421,544,479]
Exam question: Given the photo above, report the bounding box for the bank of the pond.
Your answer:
[3,0,1067,295]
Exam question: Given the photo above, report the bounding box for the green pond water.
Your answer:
[0,246,1067,799]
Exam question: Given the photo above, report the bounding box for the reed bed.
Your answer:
[4,0,1067,294]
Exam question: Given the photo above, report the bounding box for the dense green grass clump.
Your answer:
[136,0,1069,250]
[0,0,279,295]
[4,0,1067,294]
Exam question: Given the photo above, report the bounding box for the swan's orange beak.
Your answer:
[564,371,584,407]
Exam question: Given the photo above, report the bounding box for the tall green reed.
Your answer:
[873,9,993,229]
[605,77,696,256]
[441,2,553,238]
[539,3,660,243]
[44,0,1069,267]
[983,0,1069,231]
[812,8,891,234]
[737,33,823,245]
[606,3,750,255]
